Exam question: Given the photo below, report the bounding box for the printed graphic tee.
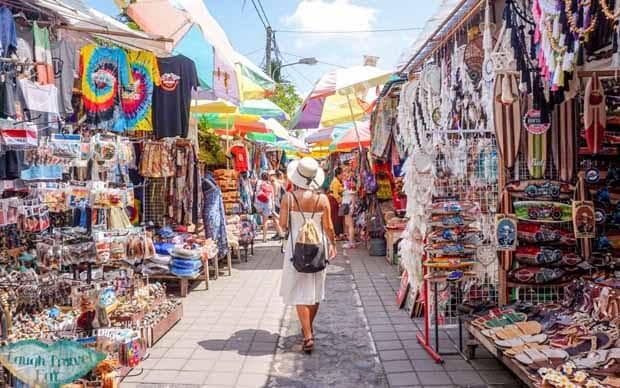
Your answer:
[51,40,78,116]
[79,44,131,131]
[152,55,198,138]
[120,50,160,131]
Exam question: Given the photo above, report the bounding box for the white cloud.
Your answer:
[282,0,377,49]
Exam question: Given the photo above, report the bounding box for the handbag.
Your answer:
[361,150,378,194]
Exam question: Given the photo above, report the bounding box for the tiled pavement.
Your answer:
[122,244,521,388]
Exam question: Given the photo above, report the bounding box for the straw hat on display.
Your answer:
[287,157,325,190]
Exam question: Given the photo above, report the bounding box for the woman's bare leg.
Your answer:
[262,215,268,241]
[309,303,319,331]
[296,305,313,340]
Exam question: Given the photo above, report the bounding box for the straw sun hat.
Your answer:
[287,157,325,190]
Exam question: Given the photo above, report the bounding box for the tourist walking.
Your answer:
[279,157,336,354]
[342,172,358,249]
[328,167,345,238]
[255,171,283,242]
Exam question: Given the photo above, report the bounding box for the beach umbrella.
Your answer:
[240,99,289,120]
[290,65,390,148]
[329,121,371,151]
[190,99,237,114]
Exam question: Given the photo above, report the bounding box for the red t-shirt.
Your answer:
[229,144,249,172]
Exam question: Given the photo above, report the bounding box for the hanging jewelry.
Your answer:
[564,0,597,38]
[600,0,620,21]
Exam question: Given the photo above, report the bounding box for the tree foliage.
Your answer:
[268,83,302,128]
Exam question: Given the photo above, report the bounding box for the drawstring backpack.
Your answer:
[289,193,327,273]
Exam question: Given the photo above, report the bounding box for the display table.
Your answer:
[463,320,536,388]
[148,271,209,297]
[385,228,404,265]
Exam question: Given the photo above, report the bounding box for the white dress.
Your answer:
[279,210,328,305]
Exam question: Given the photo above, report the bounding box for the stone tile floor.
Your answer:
[122,243,522,388]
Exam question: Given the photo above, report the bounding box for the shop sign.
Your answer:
[573,201,596,239]
[0,339,106,388]
[396,271,410,309]
[523,109,550,135]
[495,214,517,251]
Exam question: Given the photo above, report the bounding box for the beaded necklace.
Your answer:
[544,18,567,54]
[600,0,620,21]
[564,0,597,38]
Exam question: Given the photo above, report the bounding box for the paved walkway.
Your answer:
[122,244,519,388]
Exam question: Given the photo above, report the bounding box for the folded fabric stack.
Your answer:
[140,242,175,275]
[170,247,202,278]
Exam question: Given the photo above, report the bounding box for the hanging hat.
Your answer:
[287,157,325,190]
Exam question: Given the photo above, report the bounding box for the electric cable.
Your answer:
[274,27,424,34]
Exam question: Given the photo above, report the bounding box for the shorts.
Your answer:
[255,200,273,216]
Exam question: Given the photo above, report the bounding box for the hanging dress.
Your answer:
[279,210,328,305]
[202,175,228,257]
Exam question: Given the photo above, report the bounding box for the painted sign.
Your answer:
[495,214,517,251]
[573,201,596,239]
[523,109,551,135]
[0,340,106,388]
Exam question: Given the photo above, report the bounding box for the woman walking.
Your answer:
[342,173,358,249]
[255,171,283,242]
[279,157,336,354]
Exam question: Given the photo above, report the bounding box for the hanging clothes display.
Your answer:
[202,173,228,257]
[79,44,132,131]
[120,50,161,132]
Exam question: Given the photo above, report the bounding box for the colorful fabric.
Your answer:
[79,44,131,131]
[202,174,228,257]
[0,6,16,57]
[121,50,160,131]
[33,22,53,85]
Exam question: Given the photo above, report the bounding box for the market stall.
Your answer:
[390,0,619,386]
[0,0,280,384]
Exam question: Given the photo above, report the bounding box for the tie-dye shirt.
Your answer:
[120,50,160,131]
[79,44,131,131]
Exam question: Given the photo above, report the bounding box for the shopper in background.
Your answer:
[270,170,284,225]
[328,167,345,238]
[342,171,357,249]
[279,157,336,354]
[255,171,283,242]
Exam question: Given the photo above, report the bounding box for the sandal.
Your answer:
[303,337,314,354]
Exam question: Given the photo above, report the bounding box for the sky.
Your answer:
[85,0,441,96]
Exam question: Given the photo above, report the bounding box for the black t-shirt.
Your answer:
[152,55,198,138]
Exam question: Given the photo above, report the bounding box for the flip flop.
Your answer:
[564,333,612,357]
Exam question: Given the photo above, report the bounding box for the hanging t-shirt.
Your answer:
[79,44,132,131]
[120,50,160,131]
[0,7,16,57]
[33,22,53,85]
[14,23,33,62]
[152,55,198,138]
[229,144,249,173]
[17,78,60,134]
[51,40,78,116]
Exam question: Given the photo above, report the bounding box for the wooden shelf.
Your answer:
[464,321,538,388]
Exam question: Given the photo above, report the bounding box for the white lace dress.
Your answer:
[279,210,328,305]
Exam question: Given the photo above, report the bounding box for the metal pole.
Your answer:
[345,94,363,150]
[266,27,273,77]
[226,119,230,170]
